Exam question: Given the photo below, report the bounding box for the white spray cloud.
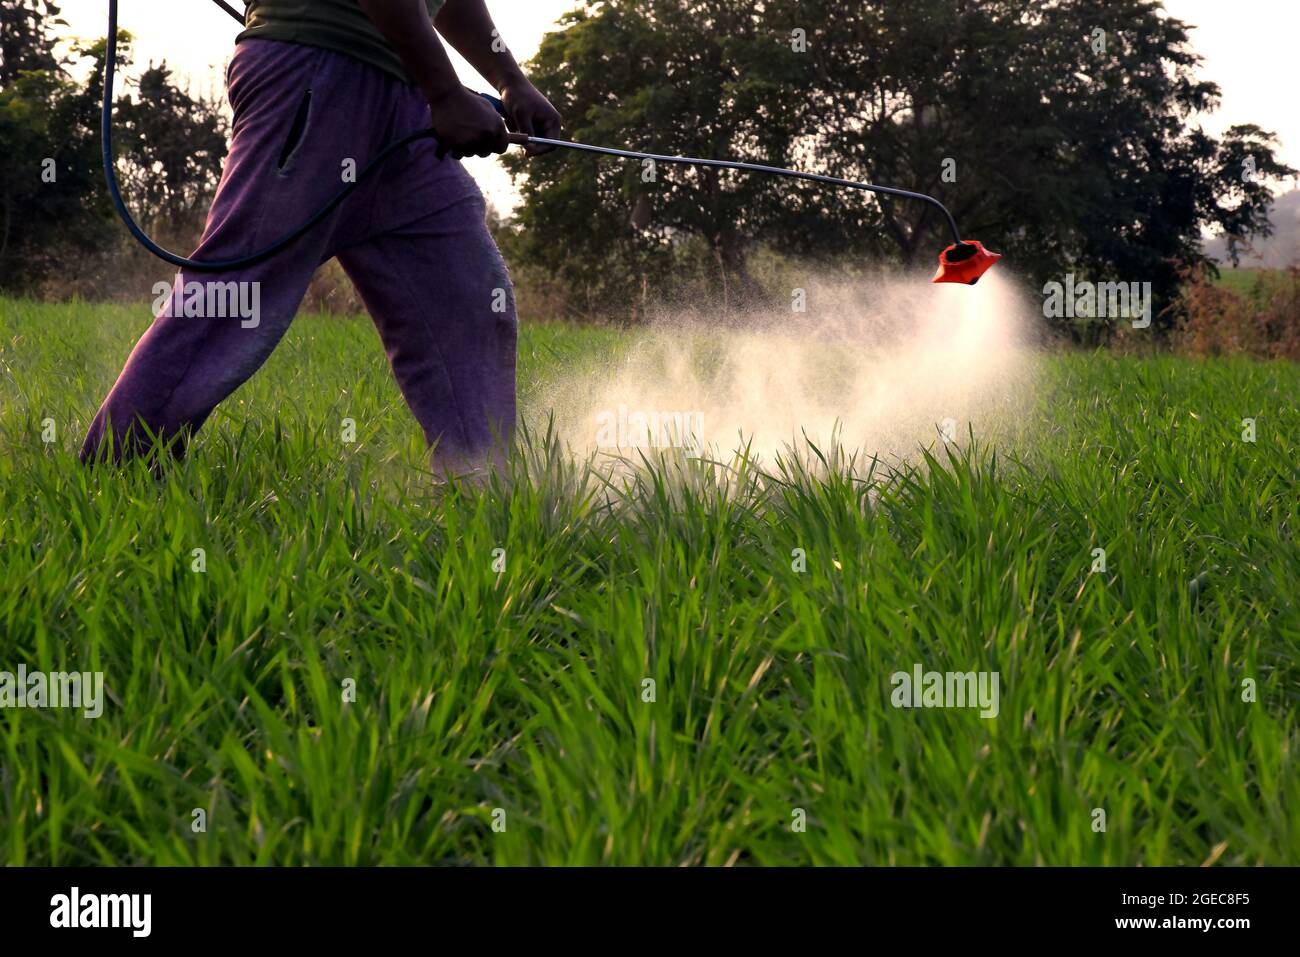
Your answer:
[531,268,1038,471]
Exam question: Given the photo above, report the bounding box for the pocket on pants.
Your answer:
[276,88,314,174]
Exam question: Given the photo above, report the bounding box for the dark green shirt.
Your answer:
[239,0,446,86]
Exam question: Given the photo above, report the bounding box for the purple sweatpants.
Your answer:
[81,38,517,472]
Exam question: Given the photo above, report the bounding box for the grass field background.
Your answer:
[1,297,1297,865]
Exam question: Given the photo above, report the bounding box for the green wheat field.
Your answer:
[1,297,1297,865]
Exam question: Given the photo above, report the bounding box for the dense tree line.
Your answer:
[0,0,225,294]
[1,0,1294,337]
[503,0,1294,332]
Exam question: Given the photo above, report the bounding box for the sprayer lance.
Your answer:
[506,131,1000,285]
[508,133,963,245]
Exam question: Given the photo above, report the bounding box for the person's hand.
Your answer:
[425,85,510,159]
[499,76,562,156]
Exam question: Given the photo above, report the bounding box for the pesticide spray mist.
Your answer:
[531,267,1039,477]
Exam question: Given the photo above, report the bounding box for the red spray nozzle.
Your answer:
[933,241,1001,285]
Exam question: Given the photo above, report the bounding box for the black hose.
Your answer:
[103,0,452,271]
[211,0,244,25]
[103,0,964,274]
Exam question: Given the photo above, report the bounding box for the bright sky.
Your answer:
[59,0,1300,211]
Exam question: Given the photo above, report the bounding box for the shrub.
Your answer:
[1176,262,1300,360]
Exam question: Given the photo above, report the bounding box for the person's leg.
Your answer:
[81,40,387,462]
[336,174,518,477]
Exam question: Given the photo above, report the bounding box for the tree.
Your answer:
[503,0,813,315]
[0,0,111,286]
[0,1,227,293]
[0,0,60,82]
[806,0,1293,331]
[505,0,1294,332]
[109,60,228,237]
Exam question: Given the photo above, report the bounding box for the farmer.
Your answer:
[81,0,561,477]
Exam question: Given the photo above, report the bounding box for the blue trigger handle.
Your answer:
[477,91,509,120]
[429,90,512,158]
